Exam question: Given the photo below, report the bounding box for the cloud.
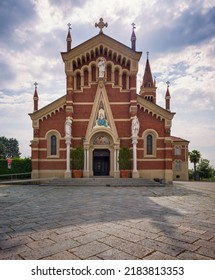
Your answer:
[138,1,215,53]
[0,0,215,167]
[0,0,37,53]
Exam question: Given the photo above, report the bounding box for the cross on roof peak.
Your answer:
[95,18,108,34]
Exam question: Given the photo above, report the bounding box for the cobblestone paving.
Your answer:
[0,181,214,260]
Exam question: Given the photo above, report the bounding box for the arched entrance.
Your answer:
[83,130,120,178]
[93,149,110,176]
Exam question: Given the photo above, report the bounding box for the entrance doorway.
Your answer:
[93,149,110,176]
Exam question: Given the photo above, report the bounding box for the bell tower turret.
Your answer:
[139,52,157,103]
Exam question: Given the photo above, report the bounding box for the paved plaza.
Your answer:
[0,181,214,260]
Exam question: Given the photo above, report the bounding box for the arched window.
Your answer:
[143,130,157,158]
[76,73,81,90]
[107,65,112,81]
[46,131,60,158]
[91,65,96,81]
[84,69,88,86]
[122,72,127,89]
[114,69,119,86]
[147,135,153,155]
[51,135,57,155]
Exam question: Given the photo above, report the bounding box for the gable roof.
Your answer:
[61,33,142,63]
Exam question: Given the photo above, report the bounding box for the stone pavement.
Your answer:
[0,181,214,260]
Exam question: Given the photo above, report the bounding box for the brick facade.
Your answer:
[29,23,189,183]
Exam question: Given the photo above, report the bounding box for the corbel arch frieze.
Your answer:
[39,105,66,122]
[138,104,165,121]
[71,45,131,72]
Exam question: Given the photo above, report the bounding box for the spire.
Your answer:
[67,23,72,51]
[139,52,157,103]
[165,81,171,111]
[33,82,39,112]
[142,52,154,87]
[131,23,136,51]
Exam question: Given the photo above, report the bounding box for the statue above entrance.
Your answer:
[94,101,110,128]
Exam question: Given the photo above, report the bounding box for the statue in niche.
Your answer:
[96,103,109,127]
[98,58,105,78]
[132,116,140,137]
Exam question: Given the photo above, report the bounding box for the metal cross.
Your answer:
[131,22,136,30]
[95,18,108,34]
[34,82,38,88]
[146,51,149,59]
[67,22,71,30]
[166,81,170,87]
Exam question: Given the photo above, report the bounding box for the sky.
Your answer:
[0,0,215,168]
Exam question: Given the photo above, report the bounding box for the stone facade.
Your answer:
[29,21,189,183]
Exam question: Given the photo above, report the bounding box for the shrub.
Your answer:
[0,158,32,179]
[118,147,131,170]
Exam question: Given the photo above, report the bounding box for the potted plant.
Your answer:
[118,147,131,178]
[71,146,84,178]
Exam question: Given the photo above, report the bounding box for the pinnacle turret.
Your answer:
[131,23,136,51]
[67,23,72,51]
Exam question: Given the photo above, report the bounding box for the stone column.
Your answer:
[84,149,87,172]
[65,139,71,178]
[113,146,120,178]
[86,149,89,172]
[114,148,117,172]
[132,136,139,178]
[83,144,90,178]
[64,117,72,178]
[116,149,119,171]
[131,116,140,178]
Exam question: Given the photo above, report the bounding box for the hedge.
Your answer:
[0,158,32,179]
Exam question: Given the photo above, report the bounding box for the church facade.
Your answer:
[29,19,189,183]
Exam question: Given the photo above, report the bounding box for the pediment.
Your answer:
[61,33,142,69]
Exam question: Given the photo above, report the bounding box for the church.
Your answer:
[29,18,189,183]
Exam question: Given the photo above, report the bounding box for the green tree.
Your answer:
[188,150,201,180]
[0,136,21,159]
[197,159,215,180]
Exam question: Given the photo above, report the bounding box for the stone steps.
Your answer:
[42,177,164,187]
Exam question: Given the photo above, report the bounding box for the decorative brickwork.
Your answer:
[29,22,189,183]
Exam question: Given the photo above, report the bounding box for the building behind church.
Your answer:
[29,19,189,183]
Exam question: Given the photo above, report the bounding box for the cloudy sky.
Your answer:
[0,0,215,167]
